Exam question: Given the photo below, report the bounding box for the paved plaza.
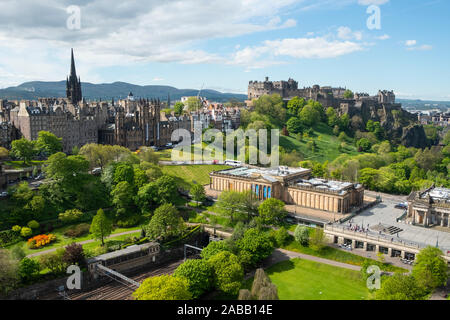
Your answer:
[347,198,450,254]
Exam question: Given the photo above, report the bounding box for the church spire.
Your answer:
[66,48,82,104]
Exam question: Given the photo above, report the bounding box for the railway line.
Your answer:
[38,259,185,300]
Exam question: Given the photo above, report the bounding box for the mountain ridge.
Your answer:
[0,81,247,102]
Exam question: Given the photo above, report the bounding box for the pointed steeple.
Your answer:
[66,48,82,104]
[70,48,77,78]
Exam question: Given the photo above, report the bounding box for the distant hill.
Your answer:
[397,98,450,111]
[0,81,247,103]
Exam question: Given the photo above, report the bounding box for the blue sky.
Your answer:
[0,0,449,100]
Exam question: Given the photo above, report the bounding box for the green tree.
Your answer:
[356,138,372,152]
[294,225,310,246]
[258,198,286,225]
[208,251,244,296]
[58,209,84,223]
[174,102,185,116]
[200,241,231,260]
[286,117,304,135]
[133,275,192,300]
[375,274,426,300]
[145,203,184,240]
[11,138,37,164]
[0,146,9,159]
[111,181,135,217]
[236,228,274,267]
[343,89,354,99]
[411,246,448,292]
[173,259,213,298]
[154,175,178,204]
[298,105,320,127]
[36,131,62,156]
[253,94,286,128]
[39,248,67,275]
[186,97,203,111]
[216,191,247,223]
[18,258,40,284]
[0,249,19,296]
[287,97,306,115]
[309,228,326,251]
[250,268,279,300]
[190,184,206,205]
[137,147,159,165]
[89,208,113,246]
[113,163,135,186]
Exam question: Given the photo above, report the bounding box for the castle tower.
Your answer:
[66,49,83,104]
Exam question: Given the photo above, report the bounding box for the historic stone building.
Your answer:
[247,77,346,108]
[407,186,450,228]
[209,166,364,214]
[10,99,107,153]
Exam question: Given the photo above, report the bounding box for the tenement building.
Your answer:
[209,166,364,214]
[407,186,450,228]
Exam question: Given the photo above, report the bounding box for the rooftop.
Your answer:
[422,187,450,202]
[87,242,159,262]
[213,166,310,182]
[294,178,360,195]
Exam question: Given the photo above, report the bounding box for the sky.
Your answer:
[0,0,449,100]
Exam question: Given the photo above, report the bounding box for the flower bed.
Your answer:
[27,234,57,249]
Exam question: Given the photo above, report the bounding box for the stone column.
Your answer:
[338,237,344,245]
[401,251,406,259]
[352,239,356,249]
[363,242,368,251]
[375,245,380,252]
[388,248,392,257]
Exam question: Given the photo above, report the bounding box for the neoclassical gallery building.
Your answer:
[209,166,364,214]
[407,186,450,228]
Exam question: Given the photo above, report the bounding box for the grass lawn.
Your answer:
[282,237,407,273]
[161,164,230,189]
[280,123,358,163]
[3,160,44,169]
[250,258,369,300]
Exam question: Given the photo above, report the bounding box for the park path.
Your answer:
[26,229,141,258]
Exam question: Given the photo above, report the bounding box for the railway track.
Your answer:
[38,259,185,300]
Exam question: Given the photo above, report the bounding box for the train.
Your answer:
[87,242,160,276]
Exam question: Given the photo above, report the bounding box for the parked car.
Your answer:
[395,202,408,209]
[0,191,8,198]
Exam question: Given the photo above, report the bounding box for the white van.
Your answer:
[224,160,242,167]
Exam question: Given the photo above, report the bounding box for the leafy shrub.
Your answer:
[0,230,21,247]
[63,243,85,267]
[294,225,309,246]
[63,223,90,238]
[200,241,230,260]
[58,209,84,223]
[27,220,40,229]
[116,215,140,228]
[20,227,33,238]
[18,258,40,284]
[39,249,67,275]
[12,225,22,233]
[173,259,213,298]
[274,227,290,247]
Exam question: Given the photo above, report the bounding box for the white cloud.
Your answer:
[376,34,390,40]
[404,40,432,51]
[337,26,363,41]
[0,0,300,86]
[407,44,433,51]
[230,36,364,69]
